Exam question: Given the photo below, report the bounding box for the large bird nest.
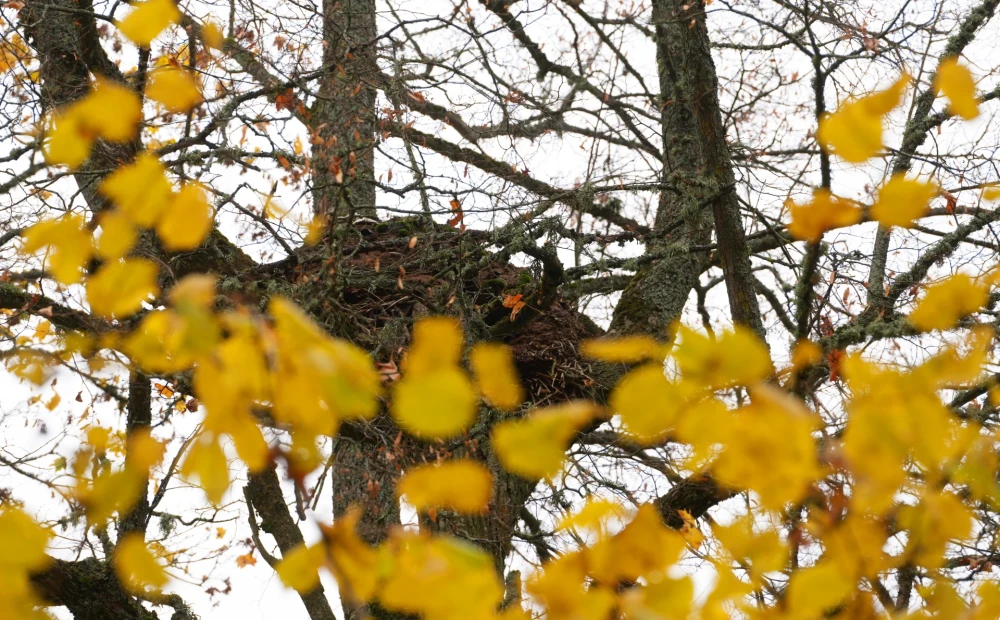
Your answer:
[240,216,601,404]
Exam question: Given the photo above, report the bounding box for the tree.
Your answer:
[3,0,1000,617]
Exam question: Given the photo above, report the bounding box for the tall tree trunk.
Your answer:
[310,0,379,221]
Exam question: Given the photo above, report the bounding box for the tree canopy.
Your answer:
[3,0,1000,618]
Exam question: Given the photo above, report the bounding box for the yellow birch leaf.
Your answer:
[935,58,980,120]
[100,153,174,226]
[674,325,773,390]
[127,428,166,472]
[786,189,863,242]
[405,316,464,375]
[870,174,938,229]
[908,273,989,331]
[44,113,92,168]
[610,364,696,444]
[116,0,181,47]
[202,21,225,49]
[276,543,325,593]
[168,273,217,308]
[580,335,665,363]
[20,214,94,285]
[397,459,493,514]
[73,78,143,142]
[785,560,854,617]
[0,506,51,572]
[86,258,159,319]
[96,211,138,260]
[146,67,203,113]
[114,534,169,594]
[392,368,478,438]
[319,507,378,602]
[157,183,213,251]
[180,436,229,505]
[469,342,523,411]
[492,401,599,480]
[816,74,908,162]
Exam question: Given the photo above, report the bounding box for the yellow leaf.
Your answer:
[378,531,504,619]
[816,74,908,162]
[714,515,788,582]
[492,401,598,480]
[73,78,144,142]
[86,258,160,319]
[786,189,863,242]
[114,534,169,594]
[116,0,181,47]
[712,385,821,510]
[556,497,628,534]
[469,342,523,411]
[180,436,229,505]
[126,428,166,472]
[100,153,174,226]
[0,506,51,572]
[392,368,478,438]
[610,364,696,444]
[870,174,937,229]
[620,575,694,620]
[580,335,665,363]
[319,507,378,602]
[304,214,326,245]
[908,273,988,331]
[587,504,685,584]
[202,21,225,49]
[785,560,855,617]
[898,490,972,568]
[674,326,773,390]
[168,273,217,308]
[44,393,61,411]
[44,112,92,168]
[78,468,146,524]
[527,551,617,620]
[790,339,822,371]
[96,211,138,260]
[935,58,979,120]
[20,214,93,284]
[405,316,464,375]
[157,183,213,251]
[146,67,203,113]
[397,459,493,514]
[276,543,325,593]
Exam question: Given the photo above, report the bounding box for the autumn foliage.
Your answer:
[5,0,1000,619]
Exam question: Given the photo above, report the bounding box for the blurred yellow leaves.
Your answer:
[146,67,204,113]
[786,189,862,242]
[44,79,142,168]
[935,58,980,120]
[580,334,666,363]
[816,74,908,163]
[157,183,213,251]
[870,174,937,229]
[378,532,503,620]
[674,325,772,389]
[908,273,988,332]
[392,317,477,438]
[114,534,169,594]
[180,435,230,505]
[492,401,599,479]
[86,258,159,319]
[20,214,92,284]
[0,506,51,617]
[397,459,493,514]
[116,0,181,47]
[276,543,326,593]
[470,342,523,411]
[101,153,174,227]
